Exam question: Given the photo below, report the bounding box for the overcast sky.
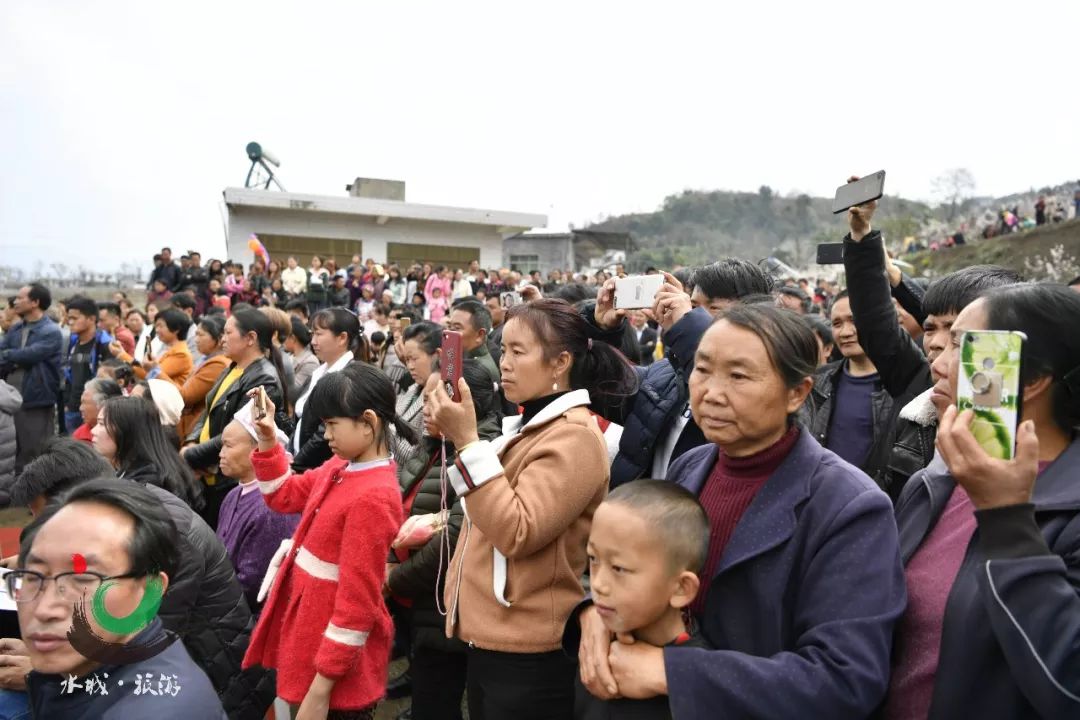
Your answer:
[3,0,1078,274]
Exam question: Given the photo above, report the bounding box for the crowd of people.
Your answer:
[0,187,1078,720]
[906,182,1080,251]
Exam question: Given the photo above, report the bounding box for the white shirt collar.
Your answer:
[344,456,392,472]
[326,351,354,374]
[294,351,354,425]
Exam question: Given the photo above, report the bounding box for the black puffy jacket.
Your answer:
[123,467,276,720]
[581,302,711,487]
[184,357,286,467]
[883,390,938,502]
[183,357,285,526]
[386,415,501,652]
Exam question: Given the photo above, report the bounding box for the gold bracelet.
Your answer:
[458,440,482,453]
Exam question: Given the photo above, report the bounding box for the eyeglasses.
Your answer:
[3,570,144,604]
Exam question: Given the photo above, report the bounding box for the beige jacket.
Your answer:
[444,389,609,653]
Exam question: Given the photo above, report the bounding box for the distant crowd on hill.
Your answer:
[906,182,1080,254]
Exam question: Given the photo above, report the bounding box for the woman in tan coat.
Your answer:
[427,298,637,719]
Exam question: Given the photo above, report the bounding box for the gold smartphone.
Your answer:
[255,387,268,420]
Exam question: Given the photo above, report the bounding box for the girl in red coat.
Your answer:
[244,362,418,719]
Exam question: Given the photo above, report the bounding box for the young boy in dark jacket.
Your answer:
[575,480,709,720]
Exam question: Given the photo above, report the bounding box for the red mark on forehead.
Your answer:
[72,553,87,574]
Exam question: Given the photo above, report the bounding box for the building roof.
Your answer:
[223,187,546,233]
[515,228,637,253]
[571,228,637,253]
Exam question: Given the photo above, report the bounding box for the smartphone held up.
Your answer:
[815,171,887,265]
[614,274,665,310]
[832,171,886,215]
[955,330,1026,460]
[254,386,268,420]
[441,330,464,403]
[500,291,523,310]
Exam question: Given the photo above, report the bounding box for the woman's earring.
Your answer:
[552,376,559,392]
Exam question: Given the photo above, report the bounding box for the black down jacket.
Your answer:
[581,302,711,488]
[183,357,286,528]
[125,466,277,720]
[386,414,502,652]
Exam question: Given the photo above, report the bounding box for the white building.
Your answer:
[223,179,546,271]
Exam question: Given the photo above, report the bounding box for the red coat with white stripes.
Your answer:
[242,443,403,710]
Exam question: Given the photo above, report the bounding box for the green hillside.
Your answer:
[590,182,1080,280]
[592,186,934,270]
[906,219,1080,280]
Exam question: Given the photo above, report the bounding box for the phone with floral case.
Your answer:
[956,330,1026,459]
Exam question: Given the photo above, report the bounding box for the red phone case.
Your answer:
[441,331,464,403]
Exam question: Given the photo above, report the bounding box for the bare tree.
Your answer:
[931,168,976,221]
[0,265,25,287]
[49,263,70,286]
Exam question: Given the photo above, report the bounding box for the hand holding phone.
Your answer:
[440,330,464,403]
[593,279,625,330]
[833,171,886,215]
[938,328,1039,511]
[614,275,665,310]
[255,387,268,420]
[651,271,692,333]
[955,330,1025,459]
[246,386,278,449]
[500,291,523,310]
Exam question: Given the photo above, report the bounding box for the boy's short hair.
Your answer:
[603,480,710,575]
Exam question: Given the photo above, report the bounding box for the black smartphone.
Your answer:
[816,243,846,265]
[832,171,886,214]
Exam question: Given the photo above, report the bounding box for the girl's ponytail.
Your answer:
[351,328,373,364]
[390,414,419,447]
[269,343,291,410]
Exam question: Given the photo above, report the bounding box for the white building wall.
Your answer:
[226,206,508,268]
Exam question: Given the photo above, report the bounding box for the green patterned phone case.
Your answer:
[956,330,1026,459]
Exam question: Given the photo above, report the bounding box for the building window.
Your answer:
[257,234,361,271]
[509,254,540,272]
[387,243,479,270]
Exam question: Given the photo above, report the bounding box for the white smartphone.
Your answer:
[614,275,665,310]
[500,291,523,309]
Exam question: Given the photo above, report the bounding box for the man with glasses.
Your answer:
[9,479,225,718]
[0,437,275,718]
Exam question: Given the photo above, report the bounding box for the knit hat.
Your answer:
[146,379,183,427]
